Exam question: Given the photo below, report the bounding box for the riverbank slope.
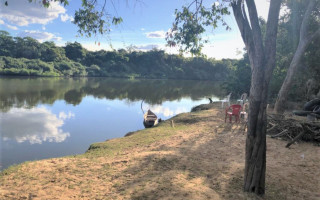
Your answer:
[0,104,319,199]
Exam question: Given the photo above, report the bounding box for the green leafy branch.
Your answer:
[166,0,231,56]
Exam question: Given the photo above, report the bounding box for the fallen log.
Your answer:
[286,131,306,148]
[267,124,278,133]
[271,129,288,138]
[292,110,312,116]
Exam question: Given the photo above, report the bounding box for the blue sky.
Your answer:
[0,0,273,59]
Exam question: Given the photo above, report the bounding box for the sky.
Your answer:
[0,0,273,59]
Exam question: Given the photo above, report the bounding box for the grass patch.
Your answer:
[0,163,24,177]
[83,114,189,158]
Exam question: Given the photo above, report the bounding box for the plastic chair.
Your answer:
[237,93,247,106]
[240,102,249,122]
[221,93,232,108]
[225,104,242,123]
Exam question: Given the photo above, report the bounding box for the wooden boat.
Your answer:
[143,109,158,128]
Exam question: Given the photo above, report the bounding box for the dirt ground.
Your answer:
[0,106,319,200]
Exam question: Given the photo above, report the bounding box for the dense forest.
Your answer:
[0,30,235,81]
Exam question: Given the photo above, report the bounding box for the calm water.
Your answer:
[0,77,224,170]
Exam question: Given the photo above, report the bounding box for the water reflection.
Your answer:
[0,77,224,111]
[0,77,224,170]
[1,107,71,144]
[149,105,188,117]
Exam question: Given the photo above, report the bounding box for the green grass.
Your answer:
[83,114,189,158]
[0,163,23,177]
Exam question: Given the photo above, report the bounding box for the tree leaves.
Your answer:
[112,17,123,25]
[166,0,231,56]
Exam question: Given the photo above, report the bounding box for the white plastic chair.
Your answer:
[237,93,248,106]
[240,102,249,122]
[221,93,232,108]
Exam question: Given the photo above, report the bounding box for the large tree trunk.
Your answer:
[244,99,267,194]
[244,60,268,194]
[274,0,320,114]
[273,41,309,113]
[232,0,281,195]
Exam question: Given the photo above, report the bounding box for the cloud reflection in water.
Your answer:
[149,105,188,117]
[1,107,72,144]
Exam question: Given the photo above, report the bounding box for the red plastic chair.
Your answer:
[225,104,242,123]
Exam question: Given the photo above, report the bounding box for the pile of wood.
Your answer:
[267,114,320,147]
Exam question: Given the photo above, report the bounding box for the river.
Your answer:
[0,77,224,170]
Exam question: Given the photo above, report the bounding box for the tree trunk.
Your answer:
[274,0,320,114]
[274,41,308,114]
[232,0,282,195]
[244,67,268,195]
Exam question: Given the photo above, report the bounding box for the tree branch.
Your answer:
[264,0,282,81]
[245,0,264,55]
[300,0,316,40]
[309,27,320,40]
[231,0,255,68]
[292,0,319,63]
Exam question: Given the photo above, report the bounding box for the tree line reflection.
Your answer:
[0,77,224,112]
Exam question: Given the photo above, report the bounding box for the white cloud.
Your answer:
[1,107,70,144]
[0,19,18,30]
[81,41,162,53]
[81,42,112,52]
[163,31,245,59]
[60,14,74,22]
[6,24,18,30]
[59,111,75,120]
[202,37,245,59]
[136,44,161,51]
[18,30,62,42]
[81,37,242,59]
[140,28,145,31]
[0,0,65,26]
[145,30,166,38]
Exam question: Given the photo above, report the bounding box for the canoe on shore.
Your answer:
[143,109,158,128]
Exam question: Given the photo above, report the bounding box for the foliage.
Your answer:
[73,0,108,37]
[218,0,320,103]
[269,0,320,102]
[0,31,234,80]
[41,41,67,62]
[53,60,87,76]
[166,1,231,56]
[65,42,87,62]
[0,56,59,76]
[223,53,251,97]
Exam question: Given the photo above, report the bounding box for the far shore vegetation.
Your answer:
[0,30,233,81]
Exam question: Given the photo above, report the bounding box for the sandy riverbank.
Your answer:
[0,104,319,199]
